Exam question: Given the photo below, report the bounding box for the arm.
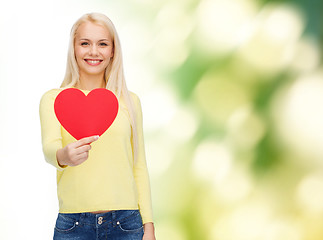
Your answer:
[39,89,65,170]
[40,89,99,168]
[131,94,156,239]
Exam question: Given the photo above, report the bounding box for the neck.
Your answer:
[76,73,106,91]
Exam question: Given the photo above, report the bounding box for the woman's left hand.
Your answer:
[143,222,156,240]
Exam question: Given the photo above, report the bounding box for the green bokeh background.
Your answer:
[133,0,323,239]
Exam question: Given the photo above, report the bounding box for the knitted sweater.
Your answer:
[39,88,153,223]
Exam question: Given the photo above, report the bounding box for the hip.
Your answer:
[54,210,144,240]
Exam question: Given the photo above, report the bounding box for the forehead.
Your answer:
[75,21,112,40]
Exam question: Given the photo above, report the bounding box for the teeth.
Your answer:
[87,60,100,64]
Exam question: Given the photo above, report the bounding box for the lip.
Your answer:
[84,59,103,66]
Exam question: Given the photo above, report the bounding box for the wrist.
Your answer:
[56,148,67,167]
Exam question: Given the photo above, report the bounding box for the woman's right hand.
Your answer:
[56,135,99,167]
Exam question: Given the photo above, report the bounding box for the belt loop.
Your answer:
[78,213,84,225]
[112,211,117,227]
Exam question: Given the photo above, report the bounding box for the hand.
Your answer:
[143,222,156,240]
[56,135,99,167]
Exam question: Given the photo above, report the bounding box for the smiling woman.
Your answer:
[39,13,156,240]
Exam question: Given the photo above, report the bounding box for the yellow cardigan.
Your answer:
[39,89,153,224]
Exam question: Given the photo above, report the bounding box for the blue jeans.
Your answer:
[53,210,144,240]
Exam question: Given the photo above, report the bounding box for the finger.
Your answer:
[75,144,92,155]
[76,152,89,163]
[75,135,99,147]
[69,152,88,166]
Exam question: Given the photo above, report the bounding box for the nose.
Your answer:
[89,45,99,56]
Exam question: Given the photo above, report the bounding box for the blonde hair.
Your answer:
[61,12,139,163]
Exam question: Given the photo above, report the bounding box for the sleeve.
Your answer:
[132,94,154,224]
[39,89,66,171]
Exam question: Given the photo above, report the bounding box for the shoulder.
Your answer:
[129,91,140,101]
[40,88,63,106]
[128,91,141,107]
[128,91,144,119]
[41,88,62,99]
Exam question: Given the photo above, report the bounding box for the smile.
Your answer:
[84,59,103,66]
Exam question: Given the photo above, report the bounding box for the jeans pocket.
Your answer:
[117,211,144,233]
[55,214,78,233]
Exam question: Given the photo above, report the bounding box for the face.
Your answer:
[74,21,114,80]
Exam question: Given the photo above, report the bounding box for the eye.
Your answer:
[99,42,108,46]
[81,42,89,46]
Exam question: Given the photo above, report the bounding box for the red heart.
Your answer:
[54,88,119,140]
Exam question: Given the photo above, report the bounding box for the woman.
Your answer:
[39,13,156,240]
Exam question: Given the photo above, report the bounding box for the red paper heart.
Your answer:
[54,88,119,140]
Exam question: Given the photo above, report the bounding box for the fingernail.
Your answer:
[95,135,99,140]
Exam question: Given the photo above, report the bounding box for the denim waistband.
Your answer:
[58,209,141,227]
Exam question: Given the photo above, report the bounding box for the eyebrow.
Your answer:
[79,38,111,42]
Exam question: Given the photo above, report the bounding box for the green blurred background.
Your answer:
[1,0,323,239]
[136,0,323,239]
